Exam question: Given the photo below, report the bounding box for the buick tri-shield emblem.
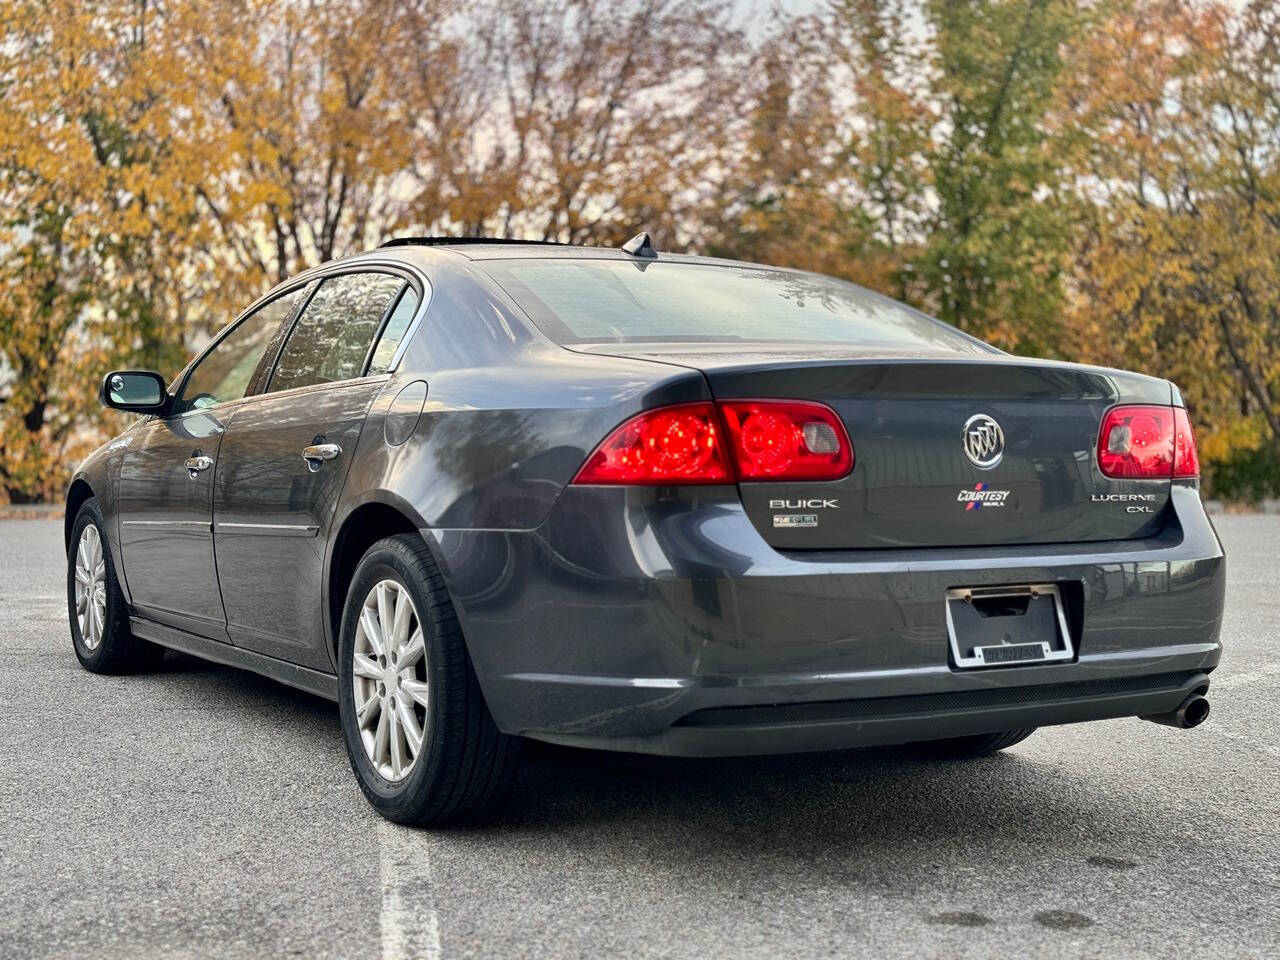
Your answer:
[962,414,1005,469]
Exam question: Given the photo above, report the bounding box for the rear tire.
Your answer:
[337,534,521,825]
[913,728,1036,759]
[67,498,164,674]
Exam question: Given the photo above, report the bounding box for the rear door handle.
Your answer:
[184,455,213,479]
[301,443,342,472]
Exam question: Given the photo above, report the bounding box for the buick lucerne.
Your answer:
[66,235,1224,824]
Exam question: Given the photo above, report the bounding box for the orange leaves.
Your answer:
[1,0,1279,500]
[1063,1,1280,482]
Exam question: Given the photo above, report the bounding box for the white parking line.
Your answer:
[378,820,442,960]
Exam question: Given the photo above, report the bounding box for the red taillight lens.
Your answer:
[1172,406,1200,478]
[1098,404,1199,479]
[572,399,855,485]
[571,402,732,485]
[719,400,853,481]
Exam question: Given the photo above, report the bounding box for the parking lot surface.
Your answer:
[1,516,1276,959]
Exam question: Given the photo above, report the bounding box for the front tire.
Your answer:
[67,498,164,673]
[337,534,521,825]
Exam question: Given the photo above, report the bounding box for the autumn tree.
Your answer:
[830,0,932,298]
[444,0,747,248]
[1063,0,1280,494]
[0,0,748,503]
[182,0,480,301]
[0,0,229,501]
[4,0,1279,502]
[718,0,1092,352]
[701,17,859,278]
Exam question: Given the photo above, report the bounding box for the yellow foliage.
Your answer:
[2,0,1279,501]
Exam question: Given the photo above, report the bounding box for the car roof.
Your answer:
[374,236,752,268]
[243,239,760,315]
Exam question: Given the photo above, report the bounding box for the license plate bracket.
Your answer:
[945,584,1074,669]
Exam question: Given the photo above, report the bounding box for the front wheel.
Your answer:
[337,534,521,825]
[67,498,164,673]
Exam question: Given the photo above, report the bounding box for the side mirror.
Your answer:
[99,370,170,415]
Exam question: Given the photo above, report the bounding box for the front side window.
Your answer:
[267,272,405,393]
[173,290,300,415]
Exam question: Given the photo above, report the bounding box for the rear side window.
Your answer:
[368,286,419,374]
[267,272,405,393]
[481,259,991,353]
[174,289,300,415]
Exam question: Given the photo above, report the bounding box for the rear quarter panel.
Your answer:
[328,258,714,667]
[338,258,713,532]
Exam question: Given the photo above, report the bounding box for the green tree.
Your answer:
[912,0,1089,354]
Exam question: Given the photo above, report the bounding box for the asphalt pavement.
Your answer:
[1,516,1277,960]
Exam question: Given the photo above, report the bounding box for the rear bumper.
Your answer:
[429,483,1225,755]
[527,671,1211,756]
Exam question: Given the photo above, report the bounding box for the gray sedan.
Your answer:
[65,235,1224,824]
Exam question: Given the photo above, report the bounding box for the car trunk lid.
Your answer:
[574,344,1175,549]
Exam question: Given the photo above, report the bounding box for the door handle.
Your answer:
[184,455,213,479]
[301,443,342,472]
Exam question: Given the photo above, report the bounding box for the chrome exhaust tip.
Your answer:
[1142,693,1211,729]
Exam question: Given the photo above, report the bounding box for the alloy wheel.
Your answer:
[351,579,430,782]
[74,524,107,651]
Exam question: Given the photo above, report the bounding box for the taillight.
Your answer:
[718,400,853,481]
[571,402,732,484]
[572,399,854,485]
[1172,406,1200,478]
[1097,404,1200,479]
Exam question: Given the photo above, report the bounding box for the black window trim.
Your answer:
[253,277,324,398]
[166,281,312,420]
[361,281,414,377]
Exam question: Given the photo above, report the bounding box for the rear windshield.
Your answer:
[481,258,990,352]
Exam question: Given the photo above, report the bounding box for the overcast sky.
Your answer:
[734,0,823,30]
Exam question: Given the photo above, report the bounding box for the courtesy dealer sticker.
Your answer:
[958,482,1011,510]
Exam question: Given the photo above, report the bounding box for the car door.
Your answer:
[213,270,421,670]
[117,288,304,638]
